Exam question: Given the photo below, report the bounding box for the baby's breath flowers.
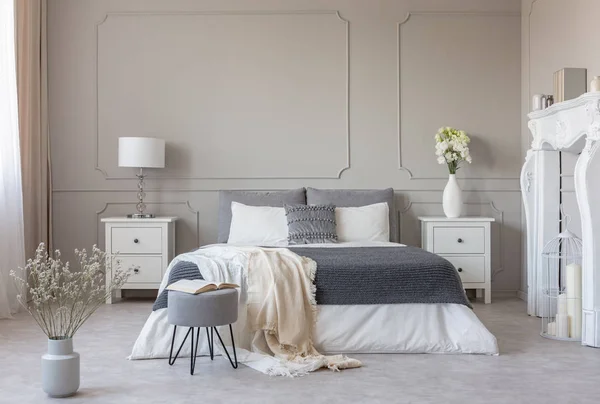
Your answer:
[434,127,472,174]
[10,243,131,340]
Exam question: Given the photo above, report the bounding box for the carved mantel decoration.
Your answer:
[521,93,600,347]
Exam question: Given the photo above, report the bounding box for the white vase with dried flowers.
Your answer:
[10,244,130,398]
[435,127,472,218]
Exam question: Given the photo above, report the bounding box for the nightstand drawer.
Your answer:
[119,256,163,283]
[441,255,485,283]
[111,227,162,254]
[433,226,485,254]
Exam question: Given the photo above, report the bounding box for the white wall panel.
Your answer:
[399,12,521,180]
[97,11,348,179]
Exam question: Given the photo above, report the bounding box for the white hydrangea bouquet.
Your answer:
[10,243,131,339]
[435,127,472,174]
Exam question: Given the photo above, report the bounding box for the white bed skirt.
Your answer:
[129,302,498,360]
[315,304,498,355]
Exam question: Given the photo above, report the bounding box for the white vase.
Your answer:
[442,174,463,218]
[591,76,600,92]
[42,338,80,397]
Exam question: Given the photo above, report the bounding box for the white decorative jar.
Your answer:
[42,338,80,397]
[591,76,600,92]
[532,94,545,111]
[442,174,462,218]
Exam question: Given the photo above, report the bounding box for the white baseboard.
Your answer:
[489,290,529,301]
[517,290,527,302]
[491,290,519,299]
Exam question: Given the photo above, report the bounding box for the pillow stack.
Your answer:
[222,188,394,245]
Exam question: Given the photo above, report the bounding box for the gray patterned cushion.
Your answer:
[284,204,338,245]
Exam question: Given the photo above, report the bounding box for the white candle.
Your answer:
[556,314,569,338]
[547,321,556,336]
[566,263,582,339]
[557,293,568,315]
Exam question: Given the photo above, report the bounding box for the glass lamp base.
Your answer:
[127,213,155,219]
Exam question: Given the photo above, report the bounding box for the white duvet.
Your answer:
[129,242,498,367]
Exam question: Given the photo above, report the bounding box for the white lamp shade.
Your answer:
[118,137,165,168]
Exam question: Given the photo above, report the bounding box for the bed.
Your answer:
[129,188,498,364]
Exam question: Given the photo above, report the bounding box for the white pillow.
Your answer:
[227,202,288,246]
[335,202,390,242]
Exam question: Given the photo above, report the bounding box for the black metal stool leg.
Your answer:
[190,327,200,375]
[229,324,238,368]
[213,325,238,369]
[169,326,192,366]
[170,324,237,373]
[206,327,214,360]
[168,325,177,365]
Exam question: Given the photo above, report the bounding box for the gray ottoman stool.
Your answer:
[167,289,238,375]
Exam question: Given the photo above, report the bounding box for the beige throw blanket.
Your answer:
[243,248,361,376]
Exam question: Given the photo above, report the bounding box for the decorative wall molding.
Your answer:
[398,199,505,280]
[529,0,542,17]
[53,187,524,193]
[95,10,350,180]
[397,11,520,181]
[48,4,524,296]
[95,201,200,247]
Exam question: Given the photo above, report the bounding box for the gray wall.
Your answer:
[521,0,597,295]
[49,0,523,293]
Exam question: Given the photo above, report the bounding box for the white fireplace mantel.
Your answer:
[521,92,600,347]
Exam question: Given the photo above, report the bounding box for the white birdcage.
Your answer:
[541,210,583,341]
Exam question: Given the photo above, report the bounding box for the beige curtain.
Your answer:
[15,0,52,256]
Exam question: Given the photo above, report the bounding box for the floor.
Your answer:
[1,298,600,404]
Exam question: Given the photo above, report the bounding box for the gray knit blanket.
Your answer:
[288,246,471,308]
[152,261,202,311]
[153,246,470,311]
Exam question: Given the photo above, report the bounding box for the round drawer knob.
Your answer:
[457,268,463,272]
[457,238,463,243]
[134,238,139,244]
[134,268,140,274]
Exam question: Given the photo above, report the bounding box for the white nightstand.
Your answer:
[419,217,494,304]
[102,217,177,304]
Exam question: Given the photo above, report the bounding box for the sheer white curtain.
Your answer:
[0,0,26,319]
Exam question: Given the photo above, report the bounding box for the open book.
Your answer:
[167,279,239,295]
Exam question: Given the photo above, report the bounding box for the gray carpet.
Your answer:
[1,298,599,404]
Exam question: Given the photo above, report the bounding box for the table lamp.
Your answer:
[118,137,165,218]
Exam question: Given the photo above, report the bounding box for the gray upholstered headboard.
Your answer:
[217,188,397,243]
